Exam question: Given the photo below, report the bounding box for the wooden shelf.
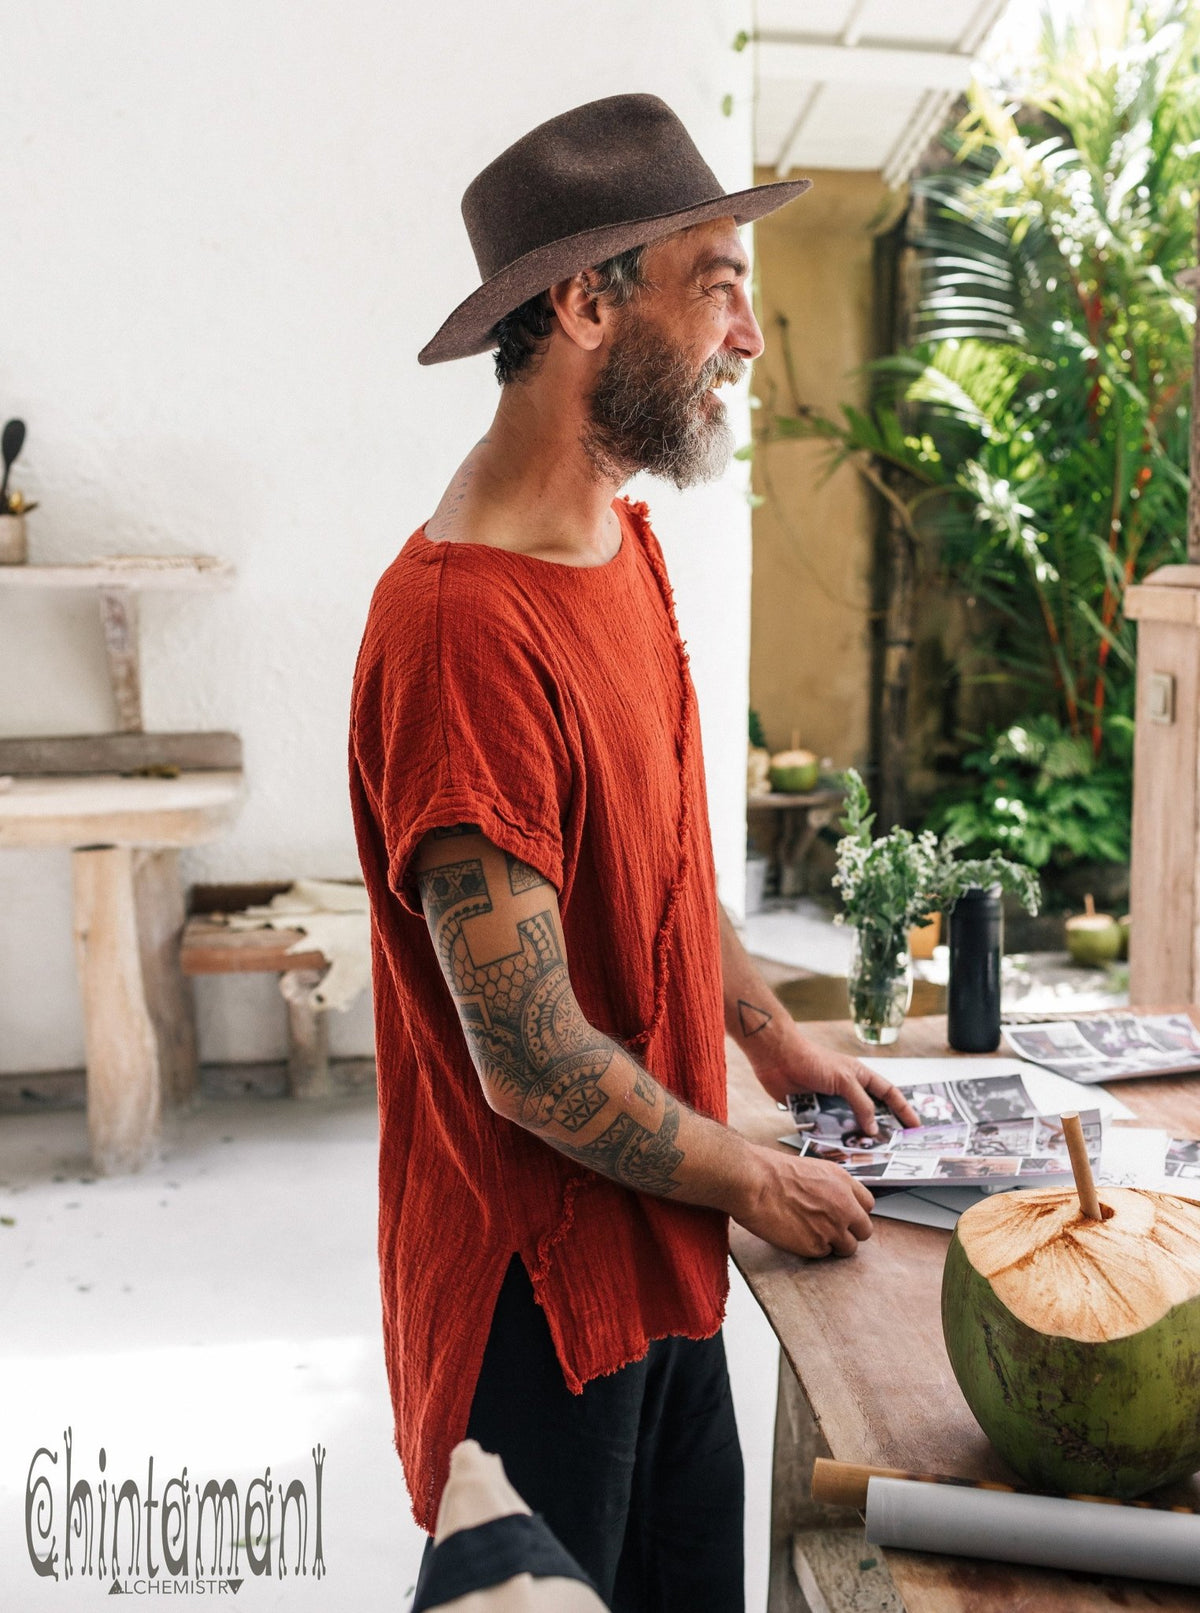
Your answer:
[0,553,243,1174]
[0,769,245,849]
[0,555,234,591]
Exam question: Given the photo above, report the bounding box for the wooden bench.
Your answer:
[181,883,336,1099]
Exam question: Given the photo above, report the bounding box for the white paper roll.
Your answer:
[865,1476,1200,1587]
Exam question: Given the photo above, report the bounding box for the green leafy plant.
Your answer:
[757,1,1197,839]
[924,713,1132,869]
[834,769,1041,938]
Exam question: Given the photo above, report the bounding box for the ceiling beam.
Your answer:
[756,36,976,92]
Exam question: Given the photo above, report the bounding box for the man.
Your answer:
[349,94,918,1611]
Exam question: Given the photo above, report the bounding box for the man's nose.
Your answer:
[728,284,765,362]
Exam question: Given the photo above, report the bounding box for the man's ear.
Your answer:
[547,271,611,354]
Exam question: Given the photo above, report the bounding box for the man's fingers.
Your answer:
[850,1177,876,1212]
[860,1069,920,1130]
[884,1087,921,1128]
[841,1076,881,1136]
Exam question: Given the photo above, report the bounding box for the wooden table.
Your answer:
[727,1011,1200,1612]
[0,771,244,1173]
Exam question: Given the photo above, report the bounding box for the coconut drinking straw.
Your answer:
[1062,1110,1104,1220]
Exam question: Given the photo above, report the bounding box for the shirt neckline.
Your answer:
[415,497,635,576]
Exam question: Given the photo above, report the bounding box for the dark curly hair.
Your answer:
[490,245,648,386]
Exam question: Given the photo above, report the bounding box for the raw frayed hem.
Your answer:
[553,1303,730,1396]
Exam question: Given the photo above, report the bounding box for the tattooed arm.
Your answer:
[414,827,875,1260]
[717,904,919,1136]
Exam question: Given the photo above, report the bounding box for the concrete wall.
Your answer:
[1,1,755,1075]
[749,168,897,768]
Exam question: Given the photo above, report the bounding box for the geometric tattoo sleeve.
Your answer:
[417,845,684,1196]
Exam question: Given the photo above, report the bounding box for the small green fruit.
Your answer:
[768,747,819,794]
[1066,894,1123,968]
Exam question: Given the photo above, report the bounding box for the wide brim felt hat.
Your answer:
[418,93,812,365]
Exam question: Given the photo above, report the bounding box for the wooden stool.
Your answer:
[180,901,334,1099]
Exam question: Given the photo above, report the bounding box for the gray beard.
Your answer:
[581,316,741,490]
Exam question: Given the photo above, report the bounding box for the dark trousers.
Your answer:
[418,1254,745,1612]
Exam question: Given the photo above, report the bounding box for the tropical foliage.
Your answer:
[925,713,1133,868]
[769,0,1198,863]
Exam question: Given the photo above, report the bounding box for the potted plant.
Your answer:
[833,770,1040,1045]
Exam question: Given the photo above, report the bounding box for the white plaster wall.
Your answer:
[1,1,754,1074]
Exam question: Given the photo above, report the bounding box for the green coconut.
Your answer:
[768,747,819,794]
[942,1186,1200,1498]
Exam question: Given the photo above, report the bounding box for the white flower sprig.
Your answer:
[832,769,1040,940]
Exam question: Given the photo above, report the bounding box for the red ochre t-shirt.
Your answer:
[348,495,730,1530]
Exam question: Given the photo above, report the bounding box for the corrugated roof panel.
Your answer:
[856,0,985,48]
[785,81,920,170]
[754,77,820,164]
[754,0,857,35]
[751,0,1012,180]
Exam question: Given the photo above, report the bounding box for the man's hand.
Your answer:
[753,1023,920,1137]
[732,1144,875,1259]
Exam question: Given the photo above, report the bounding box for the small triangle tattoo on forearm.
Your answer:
[738,999,772,1038]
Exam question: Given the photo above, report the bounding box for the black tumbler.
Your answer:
[947,885,1003,1053]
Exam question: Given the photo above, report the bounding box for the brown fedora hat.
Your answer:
[418,93,812,365]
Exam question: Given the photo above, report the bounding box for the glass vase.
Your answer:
[848,926,914,1045]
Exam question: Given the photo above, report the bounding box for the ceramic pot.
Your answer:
[0,513,26,564]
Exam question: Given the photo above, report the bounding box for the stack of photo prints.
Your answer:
[781,1067,1200,1194]
[1002,1011,1200,1083]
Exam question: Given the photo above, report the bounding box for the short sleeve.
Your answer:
[351,554,573,920]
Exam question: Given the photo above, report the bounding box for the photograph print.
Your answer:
[934,1156,1022,1180]
[966,1119,1035,1157]
[951,1074,1037,1124]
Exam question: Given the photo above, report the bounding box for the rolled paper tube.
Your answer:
[1062,1110,1103,1219]
[865,1476,1200,1587]
[811,1458,1198,1514]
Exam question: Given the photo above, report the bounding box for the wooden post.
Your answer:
[1187,254,1200,565]
[769,1355,856,1611]
[280,968,332,1098]
[99,588,143,732]
[1125,214,1200,1007]
[133,848,198,1106]
[72,846,162,1173]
